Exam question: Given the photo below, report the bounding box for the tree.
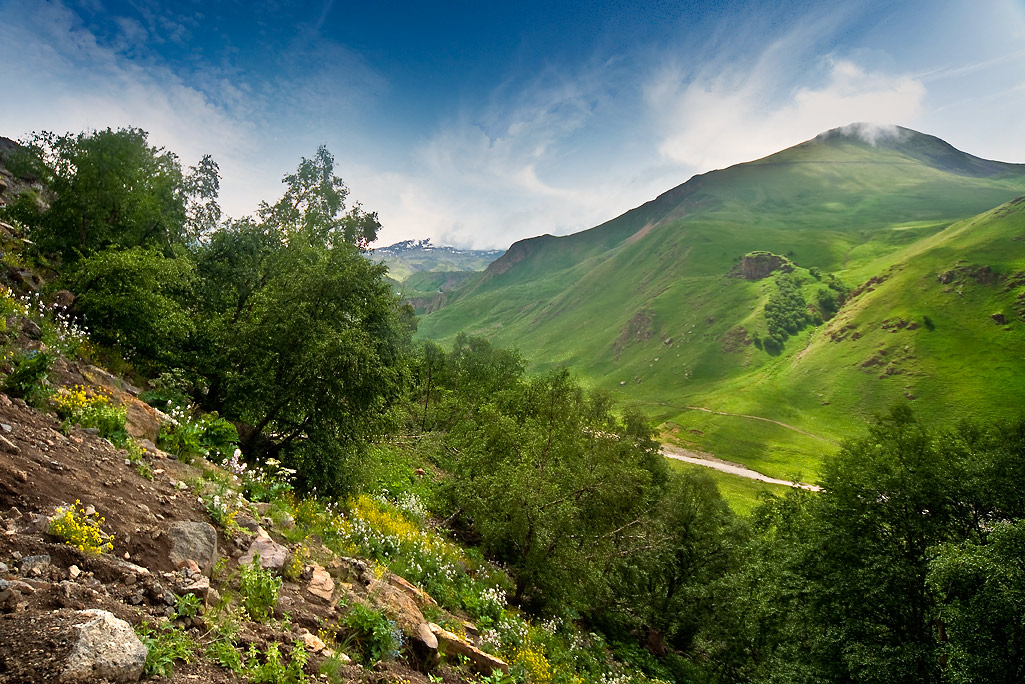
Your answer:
[193,149,412,495]
[69,246,196,369]
[448,366,666,612]
[257,145,379,249]
[8,128,201,261]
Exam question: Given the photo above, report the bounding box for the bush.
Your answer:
[52,384,128,446]
[160,409,239,463]
[3,349,53,403]
[340,602,402,665]
[245,642,308,684]
[48,500,113,554]
[136,622,196,678]
[238,556,282,622]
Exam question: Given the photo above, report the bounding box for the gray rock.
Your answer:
[166,521,218,576]
[235,511,262,534]
[19,554,51,577]
[61,609,147,682]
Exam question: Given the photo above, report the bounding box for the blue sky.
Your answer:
[2,0,1024,249]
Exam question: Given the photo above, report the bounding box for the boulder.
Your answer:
[61,609,147,682]
[428,623,508,675]
[367,579,424,632]
[307,564,335,603]
[18,554,51,578]
[387,573,437,607]
[80,366,161,441]
[239,531,288,570]
[167,521,218,576]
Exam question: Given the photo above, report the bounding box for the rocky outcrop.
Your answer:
[61,609,148,683]
[239,530,288,570]
[166,521,218,576]
[429,622,509,675]
[729,252,794,280]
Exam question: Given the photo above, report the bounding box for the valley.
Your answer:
[416,125,1025,502]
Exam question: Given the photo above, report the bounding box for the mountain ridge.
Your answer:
[419,124,1025,479]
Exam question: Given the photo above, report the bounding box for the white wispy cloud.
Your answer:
[646,53,925,172]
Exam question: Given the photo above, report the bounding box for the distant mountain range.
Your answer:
[417,124,1025,480]
[368,239,504,283]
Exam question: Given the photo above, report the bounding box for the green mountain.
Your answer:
[418,125,1025,480]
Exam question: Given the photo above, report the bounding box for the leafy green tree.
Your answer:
[7,128,200,261]
[257,145,379,249]
[929,519,1025,684]
[69,246,196,368]
[608,469,747,656]
[193,149,411,495]
[448,367,666,611]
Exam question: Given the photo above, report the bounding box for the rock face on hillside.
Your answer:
[729,252,795,280]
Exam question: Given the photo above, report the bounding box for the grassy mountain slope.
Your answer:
[419,126,1025,482]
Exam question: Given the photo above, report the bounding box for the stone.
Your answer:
[307,564,335,603]
[299,631,328,653]
[0,423,12,432]
[387,573,437,607]
[0,434,20,453]
[429,623,509,675]
[367,579,424,632]
[22,319,42,339]
[68,565,81,579]
[410,620,440,665]
[24,513,49,533]
[181,575,211,602]
[239,532,288,570]
[61,609,147,682]
[166,521,218,576]
[176,559,201,574]
[19,555,51,577]
[52,290,76,309]
[235,511,262,534]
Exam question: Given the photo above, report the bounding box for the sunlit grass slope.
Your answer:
[419,126,1025,478]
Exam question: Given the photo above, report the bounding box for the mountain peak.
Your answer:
[806,122,1023,178]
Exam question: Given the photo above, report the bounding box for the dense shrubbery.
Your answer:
[2,128,412,498]
[5,126,1025,684]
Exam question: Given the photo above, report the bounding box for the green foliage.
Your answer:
[68,246,196,368]
[174,592,202,619]
[237,556,282,622]
[340,602,402,665]
[159,408,239,463]
[929,519,1025,684]
[3,348,53,403]
[195,207,411,496]
[244,642,309,684]
[763,272,811,352]
[207,639,244,674]
[257,144,379,249]
[7,128,195,261]
[136,621,196,678]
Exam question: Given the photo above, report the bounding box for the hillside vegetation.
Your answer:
[418,125,1025,482]
[2,124,1025,684]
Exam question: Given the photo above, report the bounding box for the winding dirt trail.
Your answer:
[683,406,839,445]
[662,443,822,492]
